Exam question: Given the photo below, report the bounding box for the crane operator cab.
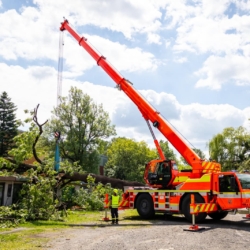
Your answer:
[146,160,177,188]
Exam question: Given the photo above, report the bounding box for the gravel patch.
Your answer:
[42,213,250,250]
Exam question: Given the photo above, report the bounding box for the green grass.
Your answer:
[0,209,141,249]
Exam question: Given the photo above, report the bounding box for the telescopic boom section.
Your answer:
[60,20,221,174]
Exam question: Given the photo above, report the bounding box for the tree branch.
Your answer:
[32,104,48,165]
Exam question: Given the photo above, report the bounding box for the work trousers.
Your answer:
[111,207,118,224]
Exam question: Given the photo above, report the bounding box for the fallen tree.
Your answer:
[58,172,145,190]
[2,156,146,190]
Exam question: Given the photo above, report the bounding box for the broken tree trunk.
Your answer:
[59,172,146,190]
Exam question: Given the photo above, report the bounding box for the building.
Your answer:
[99,154,108,175]
[0,176,26,206]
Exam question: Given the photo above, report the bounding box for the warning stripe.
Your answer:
[119,200,129,207]
[192,203,217,214]
[202,161,221,173]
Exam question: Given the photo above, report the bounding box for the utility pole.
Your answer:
[54,131,61,172]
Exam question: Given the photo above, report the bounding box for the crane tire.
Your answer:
[136,193,155,219]
[182,193,207,223]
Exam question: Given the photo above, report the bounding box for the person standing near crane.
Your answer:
[109,189,120,225]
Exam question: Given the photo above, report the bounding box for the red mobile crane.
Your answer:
[60,19,250,222]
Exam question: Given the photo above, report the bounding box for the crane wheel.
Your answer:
[136,193,155,219]
[182,193,207,223]
[208,211,228,220]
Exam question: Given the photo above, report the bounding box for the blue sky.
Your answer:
[0,0,250,159]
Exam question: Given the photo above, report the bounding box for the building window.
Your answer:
[7,184,12,197]
[12,184,23,204]
[0,183,4,206]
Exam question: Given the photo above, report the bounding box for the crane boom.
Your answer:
[60,19,220,176]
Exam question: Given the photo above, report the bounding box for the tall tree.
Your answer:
[209,126,250,171]
[105,137,157,182]
[180,148,206,166]
[0,92,19,156]
[193,148,206,159]
[45,87,116,173]
[159,140,178,162]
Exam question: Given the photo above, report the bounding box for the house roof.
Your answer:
[0,176,27,182]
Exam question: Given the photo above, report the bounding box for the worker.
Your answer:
[109,189,120,225]
[162,163,169,174]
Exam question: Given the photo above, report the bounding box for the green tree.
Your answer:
[193,148,206,159]
[179,148,205,165]
[209,126,250,171]
[44,87,116,173]
[96,139,111,155]
[105,137,157,182]
[0,104,119,225]
[159,140,178,161]
[0,92,19,156]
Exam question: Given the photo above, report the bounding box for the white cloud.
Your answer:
[164,1,250,90]
[71,90,248,154]
[0,8,58,60]
[164,0,199,28]
[86,35,159,72]
[0,63,57,123]
[165,40,171,48]
[0,6,159,77]
[174,56,187,63]
[1,61,249,157]
[174,15,249,55]
[147,33,162,45]
[1,0,250,159]
[236,0,250,11]
[163,1,250,58]
[33,0,164,39]
[195,55,250,89]
[200,0,231,17]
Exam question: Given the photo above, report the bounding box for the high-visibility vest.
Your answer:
[111,195,119,208]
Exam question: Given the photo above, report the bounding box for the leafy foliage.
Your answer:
[43,87,116,173]
[8,129,38,164]
[61,175,116,211]
[193,148,206,159]
[105,137,157,182]
[209,126,250,171]
[18,169,58,220]
[159,140,178,162]
[0,205,27,228]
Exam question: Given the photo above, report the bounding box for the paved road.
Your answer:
[43,213,250,250]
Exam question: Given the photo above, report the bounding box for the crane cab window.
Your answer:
[219,175,238,192]
[158,162,170,175]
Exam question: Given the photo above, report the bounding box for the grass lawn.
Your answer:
[0,209,140,250]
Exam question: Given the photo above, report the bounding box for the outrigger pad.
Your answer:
[183,225,206,232]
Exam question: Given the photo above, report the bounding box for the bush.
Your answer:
[0,205,27,228]
[61,175,118,211]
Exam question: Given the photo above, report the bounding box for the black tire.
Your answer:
[181,193,207,223]
[136,194,155,219]
[208,211,228,220]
